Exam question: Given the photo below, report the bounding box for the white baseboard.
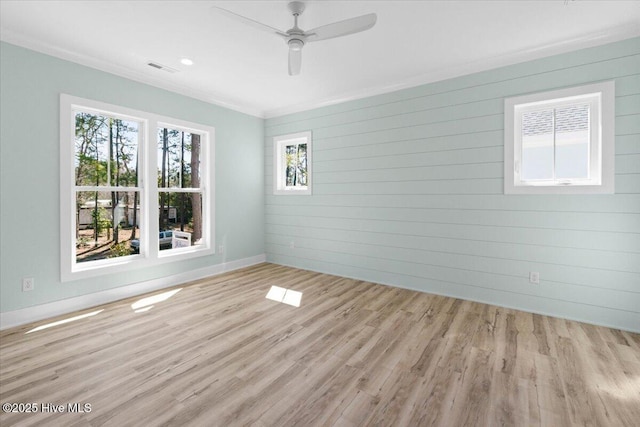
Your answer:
[0,254,266,330]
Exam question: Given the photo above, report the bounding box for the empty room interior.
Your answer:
[1,0,639,426]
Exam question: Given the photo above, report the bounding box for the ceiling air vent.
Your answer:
[147,62,178,73]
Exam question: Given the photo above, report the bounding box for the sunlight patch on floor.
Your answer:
[131,288,182,312]
[595,374,640,401]
[26,310,104,334]
[266,285,302,307]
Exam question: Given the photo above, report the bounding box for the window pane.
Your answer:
[521,110,554,180]
[76,191,140,262]
[555,105,589,179]
[158,192,203,251]
[284,143,308,187]
[157,128,201,189]
[75,113,140,187]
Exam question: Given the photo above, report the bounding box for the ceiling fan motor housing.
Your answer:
[288,39,304,51]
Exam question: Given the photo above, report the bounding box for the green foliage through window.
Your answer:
[74,112,140,263]
[285,143,307,187]
[157,128,203,246]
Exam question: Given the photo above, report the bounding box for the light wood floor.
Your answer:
[1,263,639,427]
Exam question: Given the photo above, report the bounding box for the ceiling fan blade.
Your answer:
[288,47,302,76]
[213,6,288,38]
[306,13,377,42]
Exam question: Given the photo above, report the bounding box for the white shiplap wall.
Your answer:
[264,37,640,333]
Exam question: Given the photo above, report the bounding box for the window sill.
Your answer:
[273,188,312,196]
[505,181,614,195]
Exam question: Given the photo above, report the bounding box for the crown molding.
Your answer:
[0,28,265,118]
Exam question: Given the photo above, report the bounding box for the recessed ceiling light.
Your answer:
[180,58,194,66]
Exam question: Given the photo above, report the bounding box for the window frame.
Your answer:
[60,94,215,282]
[154,121,211,260]
[504,81,615,195]
[273,131,312,196]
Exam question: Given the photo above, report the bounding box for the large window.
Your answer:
[60,94,214,281]
[504,81,615,194]
[273,131,312,195]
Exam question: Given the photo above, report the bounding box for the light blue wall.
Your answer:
[0,42,265,313]
[265,37,640,332]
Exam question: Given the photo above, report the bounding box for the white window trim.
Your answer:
[60,94,215,282]
[273,131,312,196]
[504,81,615,195]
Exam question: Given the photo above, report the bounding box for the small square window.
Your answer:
[504,81,615,194]
[273,131,312,195]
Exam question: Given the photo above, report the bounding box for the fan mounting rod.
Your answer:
[287,1,305,33]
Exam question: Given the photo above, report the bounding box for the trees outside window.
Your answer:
[74,113,140,263]
[157,127,203,250]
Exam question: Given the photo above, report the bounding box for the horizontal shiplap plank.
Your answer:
[617,94,640,115]
[265,193,640,213]
[617,154,640,174]
[313,145,503,172]
[265,204,640,233]
[616,73,640,96]
[615,173,640,193]
[266,179,504,195]
[313,130,502,162]
[617,134,640,154]
[312,162,502,183]
[290,166,636,186]
[617,113,640,135]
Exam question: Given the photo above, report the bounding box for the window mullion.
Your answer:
[147,119,160,259]
[75,186,142,192]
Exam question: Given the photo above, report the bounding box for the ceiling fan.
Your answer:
[214,1,377,76]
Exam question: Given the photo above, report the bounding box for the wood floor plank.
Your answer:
[449,346,495,427]
[1,263,638,427]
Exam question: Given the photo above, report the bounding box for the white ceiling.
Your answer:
[1,1,639,118]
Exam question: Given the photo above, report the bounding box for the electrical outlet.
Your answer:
[22,277,34,292]
[289,241,295,249]
[218,245,224,254]
[529,272,540,284]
